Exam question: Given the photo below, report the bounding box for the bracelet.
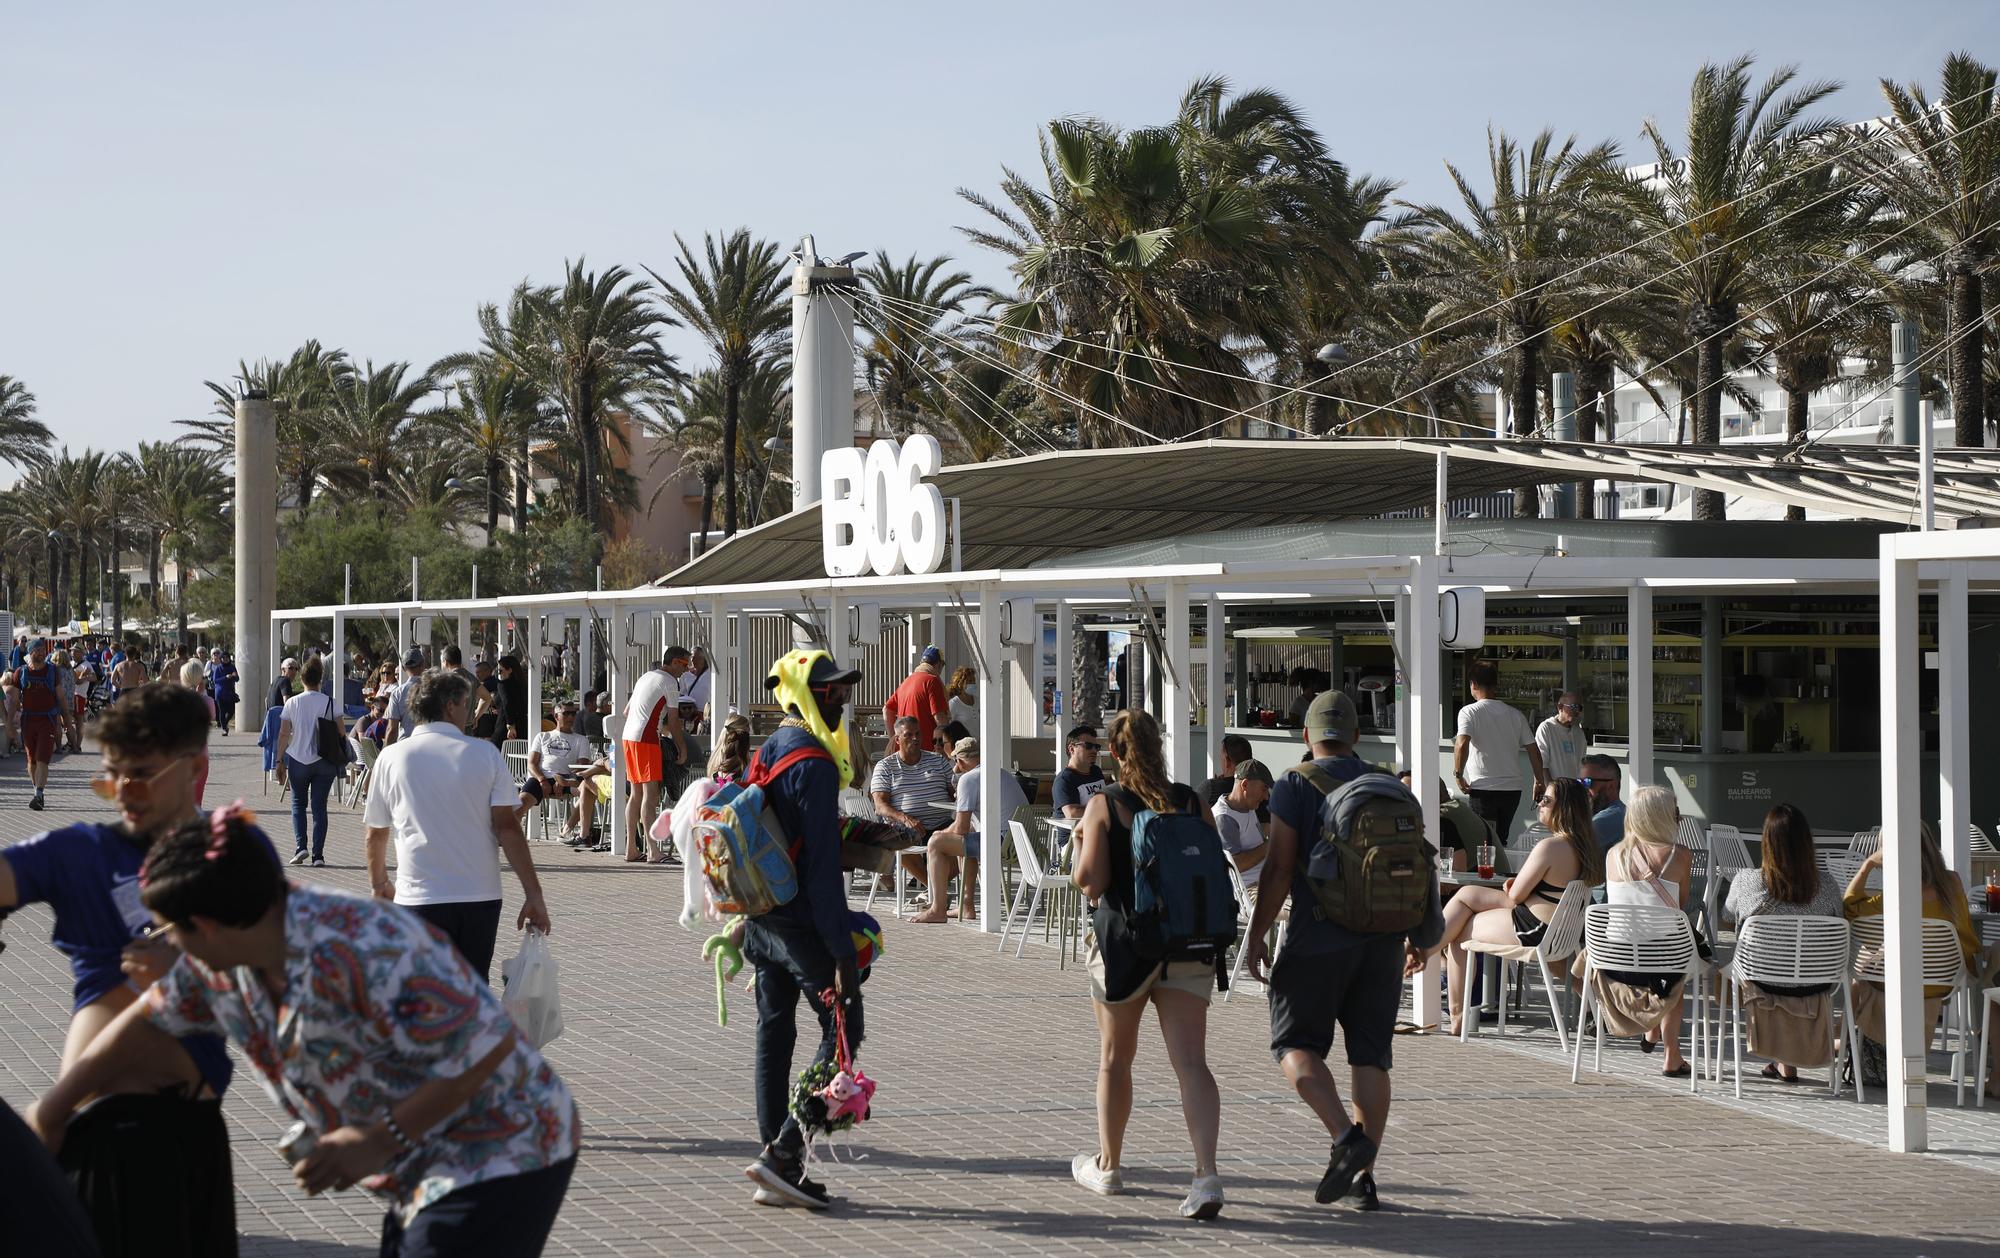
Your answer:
[383,1112,415,1154]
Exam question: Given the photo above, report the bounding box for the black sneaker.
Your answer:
[1315,1125,1377,1204]
[27,793,43,811]
[745,1150,830,1210]
[1345,1170,1380,1212]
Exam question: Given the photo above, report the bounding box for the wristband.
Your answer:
[383,1112,415,1154]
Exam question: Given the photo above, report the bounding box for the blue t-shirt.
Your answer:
[3,823,236,1094]
[1592,800,1626,850]
[1266,753,1378,957]
[7,645,23,670]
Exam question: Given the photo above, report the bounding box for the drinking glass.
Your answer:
[1985,872,2000,915]
[1476,844,1496,880]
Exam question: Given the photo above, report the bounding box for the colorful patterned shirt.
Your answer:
[142,883,579,1223]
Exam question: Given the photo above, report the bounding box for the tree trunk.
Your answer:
[148,531,162,636]
[513,435,530,530]
[722,357,741,536]
[1949,258,1986,446]
[484,451,502,545]
[1691,302,1732,521]
[1075,626,1109,726]
[297,465,315,512]
[697,477,716,556]
[1510,340,1540,518]
[575,377,601,553]
[1783,383,1809,523]
[176,553,189,644]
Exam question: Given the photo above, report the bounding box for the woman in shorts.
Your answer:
[1069,708,1224,1220]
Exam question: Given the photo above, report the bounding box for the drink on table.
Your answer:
[1985,873,2000,914]
[1476,844,1496,880]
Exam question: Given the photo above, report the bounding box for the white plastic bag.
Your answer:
[659,776,724,931]
[500,927,565,1050]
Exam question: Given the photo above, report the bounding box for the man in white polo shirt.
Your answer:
[363,668,553,982]
[618,649,691,863]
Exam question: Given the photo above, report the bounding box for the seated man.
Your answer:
[552,753,616,849]
[1398,770,1481,872]
[913,737,1027,924]
[360,695,392,749]
[872,716,957,895]
[1212,758,1278,914]
[517,701,596,841]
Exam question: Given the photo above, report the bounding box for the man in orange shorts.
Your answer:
[617,650,689,860]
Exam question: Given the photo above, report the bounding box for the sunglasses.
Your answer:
[1075,742,1103,753]
[90,753,196,802]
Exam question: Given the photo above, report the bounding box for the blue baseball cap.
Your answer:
[921,645,943,665]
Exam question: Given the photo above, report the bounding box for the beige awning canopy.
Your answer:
[657,438,2000,588]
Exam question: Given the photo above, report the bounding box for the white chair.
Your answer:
[1571,902,1702,1093]
[1847,828,1882,857]
[1704,823,1755,935]
[1721,915,1858,1100]
[998,819,1074,958]
[1849,914,1977,1106]
[1222,862,1283,1002]
[1976,985,2000,1107]
[1819,853,1867,890]
[1461,880,1590,1054]
[1970,824,2000,882]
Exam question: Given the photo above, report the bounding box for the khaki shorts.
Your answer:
[1084,931,1214,1006]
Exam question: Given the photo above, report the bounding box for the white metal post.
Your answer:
[1408,554,1444,1030]
[608,612,630,858]
[575,611,592,695]
[1393,592,1412,769]
[457,612,472,668]
[1919,400,1936,531]
[1434,451,1448,555]
[706,597,729,730]
[1880,541,1927,1152]
[1204,596,1225,777]
[1164,581,1192,784]
[396,607,413,671]
[524,611,543,838]
[1626,584,1653,791]
[1940,566,1970,885]
[975,584,1005,932]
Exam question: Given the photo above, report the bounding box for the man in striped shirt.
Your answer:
[871,716,957,897]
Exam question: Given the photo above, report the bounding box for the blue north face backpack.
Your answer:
[1124,792,1240,990]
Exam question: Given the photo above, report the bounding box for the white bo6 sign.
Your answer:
[821,436,948,578]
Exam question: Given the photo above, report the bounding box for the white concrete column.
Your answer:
[524,611,544,838]
[577,610,594,695]
[1204,597,1225,777]
[734,608,753,717]
[608,611,630,858]
[706,597,729,729]
[1408,555,1444,1030]
[1627,584,1654,791]
[1055,598,1073,738]
[396,607,413,670]
[1164,581,1192,784]
[975,584,1006,932]
[233,394,276,734]
[457,612,472,668]
[1880,544,1927,1152]
[1939,567,1971,885]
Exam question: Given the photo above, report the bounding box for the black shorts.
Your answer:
[1268,934,1405,1071]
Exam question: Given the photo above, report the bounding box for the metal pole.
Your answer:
[1627,584,1654,791]
[1940,565,1971,886]
[1204,596,1225,778]
[1434,451,1448,555]
[471,564,479,600]
[1164,581,1192,784]
[975,584,1005,932]
[234,392,276,733]
[1408,554,1443,1030]
[410,556,420,601]
[1552,372,1578,518]
[1879,538,1927,1152]
[1893,320,1921,445]
[1919,399,1936,531]
[790,238,858,511]
[343,564,352,607]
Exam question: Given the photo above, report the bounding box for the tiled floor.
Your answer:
[3,732,1999,1255]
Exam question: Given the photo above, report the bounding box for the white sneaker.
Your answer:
[289,851,309,866]
[1179,1173,1224,1220]
[1071,1151,1123,1196]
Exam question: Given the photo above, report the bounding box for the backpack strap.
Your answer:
[745,743,833,788]
[1285,762,1339,799]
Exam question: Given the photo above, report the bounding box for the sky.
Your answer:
[3,1,1995,481]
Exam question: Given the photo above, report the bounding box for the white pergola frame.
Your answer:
[274,548,1917,1042]
[1879,528,1998,1152]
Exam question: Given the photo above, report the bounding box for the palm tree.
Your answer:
[1623,55,1847,518]
[1387,128,1621,515]
[961,77,1334,444]
[0,376,54,470]
[424,353,549,542]
[1856,53,2000,446]
[323,360,434,502]
[855,251,993,439]
[187,342,353,511]
[480,263,675,543]
[648,230,789,536]
[384,444,482,524]
[127,445,227,642]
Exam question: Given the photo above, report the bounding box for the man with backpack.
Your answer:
[1244,689,1442,1214]
[19,638,68,811]
[739,649,864,1210]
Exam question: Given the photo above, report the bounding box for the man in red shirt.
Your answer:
[882,646,950,754]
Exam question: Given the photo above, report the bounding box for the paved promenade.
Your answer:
[3,732,1998,1256]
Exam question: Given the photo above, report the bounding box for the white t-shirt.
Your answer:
[679,667,712,711]
[528,729,595,777]
[1210,796,1267,882]
[362,722,518,905]
[281,689,340,764]
[619,669,679,744]
[954,764,1028,840]
[1456,698,1533,791]
[948,691,977,731]
[1535,716,1586,783]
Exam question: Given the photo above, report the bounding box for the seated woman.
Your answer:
[1405,778,1602,1036]
[1599,785,1695,1077]
[1841,821,1984,1091]
[1723,802,1844,1081]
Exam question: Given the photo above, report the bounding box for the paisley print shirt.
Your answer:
[143,884,580,1222]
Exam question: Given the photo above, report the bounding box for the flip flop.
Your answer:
[1661,1063,1691,1079]
[1392,1021,1437,1035]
